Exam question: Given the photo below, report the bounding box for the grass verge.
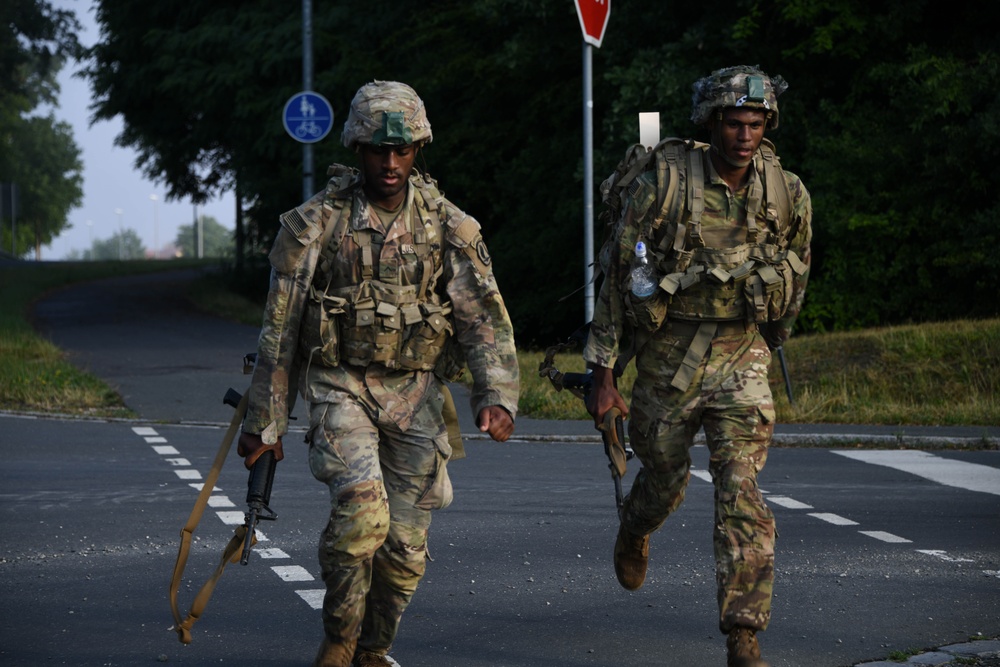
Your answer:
[0,259,207,417]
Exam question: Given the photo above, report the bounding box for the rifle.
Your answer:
[539,339,633,515]
[222,382,278,566]
[168,353,278,644]
[776,346,794,406]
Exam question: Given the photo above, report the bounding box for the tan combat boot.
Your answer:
[726,627,769,667]
[613,522,649,590]
[313,637,356,667]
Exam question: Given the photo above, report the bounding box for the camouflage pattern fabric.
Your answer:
[690,65,789,129]
[308,381,451,651]
[584,138,811,635]
[585,146,812,370]
[623,326,776,633]
[243,170,518,654]
[342,81,433,149]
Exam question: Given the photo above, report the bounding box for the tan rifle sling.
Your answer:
[168,391,251,645]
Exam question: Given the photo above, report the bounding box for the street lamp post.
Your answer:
[150,194,159,259]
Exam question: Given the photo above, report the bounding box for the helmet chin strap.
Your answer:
[710,129,753,169]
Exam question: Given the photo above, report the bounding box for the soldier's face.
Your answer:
[712,108,768,164]
[359,143,418,209]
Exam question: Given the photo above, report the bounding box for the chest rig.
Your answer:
[602,137,807,330]
[300,167,454,373]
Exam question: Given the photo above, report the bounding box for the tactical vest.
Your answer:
[599,137,807,332]
[298,166,471,379]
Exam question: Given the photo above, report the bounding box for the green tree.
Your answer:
[0,0,84,259]
[89,228,145,260]
[80,0,1000,341]
[174,215,233,258]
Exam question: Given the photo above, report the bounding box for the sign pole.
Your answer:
[582,42,595,323]
[574,0,609,324]
[302,0,314,200]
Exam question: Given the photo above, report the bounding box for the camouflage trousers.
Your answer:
[623,324,776,634]
[306,380,453,654]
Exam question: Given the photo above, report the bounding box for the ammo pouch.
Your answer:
[300,286,348,367]
[333,280,453,371]
[626,289,670,332]
[743,246,808,324]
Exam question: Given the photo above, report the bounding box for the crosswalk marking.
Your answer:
[833,450,1000,496]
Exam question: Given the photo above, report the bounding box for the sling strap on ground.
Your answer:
[168,390,251,645]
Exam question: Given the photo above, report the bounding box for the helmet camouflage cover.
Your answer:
[690,65,788,129]
[341,80,433,149]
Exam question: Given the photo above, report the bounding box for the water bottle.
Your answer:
[630,241,656,298]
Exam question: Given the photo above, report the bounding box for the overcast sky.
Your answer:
[42,0,236,260]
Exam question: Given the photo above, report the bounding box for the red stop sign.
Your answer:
[575,0,610,48]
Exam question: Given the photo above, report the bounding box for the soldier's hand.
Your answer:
[237,432,285,470]
[477,406,514,443]
[585,366,629,429]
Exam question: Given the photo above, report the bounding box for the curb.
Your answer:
[853,639,1000,666]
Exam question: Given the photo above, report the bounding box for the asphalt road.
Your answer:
[1,267,998,667]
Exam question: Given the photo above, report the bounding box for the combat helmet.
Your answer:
[690,65,788,129]
[341,80,433,149]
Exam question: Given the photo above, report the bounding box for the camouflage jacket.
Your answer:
[244,167,519,441]
[584,140,812,372]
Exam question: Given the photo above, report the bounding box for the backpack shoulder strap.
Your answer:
[757,138,794,244]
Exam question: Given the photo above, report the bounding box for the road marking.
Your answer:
[296,589,325,609]
[691,470,712,483]
[190,482,220,492]
[135,425,323,611]
[808,512,859,526]
[833,450,1000,496]
[272,565,314,582]
[860,530,911,543]
[767,495,813,509]
[257,548,290,559]
[917,549,974,563]
[216,511,245,525]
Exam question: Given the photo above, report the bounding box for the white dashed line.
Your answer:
[691,470,712,483]
[296,589,326,609]
[272,565,314,582]
[152,445,179,455]
[207,496,236,508]
[144,436,168,443]
[859,530,912,544]
[257,548,290,559]
[767,495,813,509]
[165,458,191,467]
[216,511,245,525]
[917,550,974,563]
[190,483,220,492]
[174,469,202,480]
[132,427,158,436]
[808,512,859,526]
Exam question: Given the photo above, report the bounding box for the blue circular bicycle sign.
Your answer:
[283,91,334,144]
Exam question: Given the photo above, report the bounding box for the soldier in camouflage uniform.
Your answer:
[237,81,519,667]
[583,66,812,667]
